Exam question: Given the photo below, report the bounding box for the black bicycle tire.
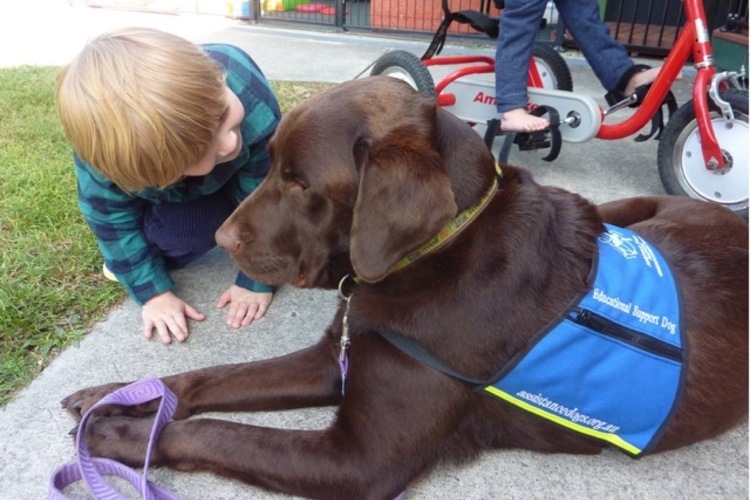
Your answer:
[657,89,748,219]
[531,43,573,92]
[370,50,437,98]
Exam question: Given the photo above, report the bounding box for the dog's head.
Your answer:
[216,76,494,288]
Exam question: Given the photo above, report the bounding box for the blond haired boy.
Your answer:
[56,27,281,344]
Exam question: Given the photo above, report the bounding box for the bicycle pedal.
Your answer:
[514,131,551,151]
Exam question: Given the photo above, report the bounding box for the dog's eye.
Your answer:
[282,170,309,191]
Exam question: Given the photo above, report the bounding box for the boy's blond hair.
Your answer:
[56,27,226,192]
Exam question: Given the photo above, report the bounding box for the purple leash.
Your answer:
[49,378,180,500]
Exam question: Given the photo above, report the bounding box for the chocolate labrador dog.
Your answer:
[62,76,748,499]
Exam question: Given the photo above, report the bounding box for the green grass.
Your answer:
[0,66,332,406]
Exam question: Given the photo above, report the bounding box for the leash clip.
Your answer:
[338,275,353,396]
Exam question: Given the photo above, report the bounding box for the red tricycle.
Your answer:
[370,0,748,218]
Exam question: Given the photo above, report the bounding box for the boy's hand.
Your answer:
[216,285,273,328]
[142,291,206,344]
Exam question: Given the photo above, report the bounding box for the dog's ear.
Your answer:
[350,126,457,283]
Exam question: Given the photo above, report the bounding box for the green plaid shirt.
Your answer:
[74,44,281,305]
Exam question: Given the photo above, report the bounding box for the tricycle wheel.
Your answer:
[657,89,748,219]
[531,43,572,91]
[370,50,436,97]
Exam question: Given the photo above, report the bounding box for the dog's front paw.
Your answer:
[61,382,159,420]
[81,415,163,467]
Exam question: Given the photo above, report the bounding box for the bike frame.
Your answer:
[423,0,724,170]
[596,0,723,170]
[424,55,544,108]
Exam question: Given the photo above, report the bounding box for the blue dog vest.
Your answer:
[483,224,686,456]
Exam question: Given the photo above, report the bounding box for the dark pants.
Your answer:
[143,188,237,270]
[494,0,633,112]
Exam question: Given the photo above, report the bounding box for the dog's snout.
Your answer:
[216,223,243,253]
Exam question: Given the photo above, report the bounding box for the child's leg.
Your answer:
[494,0,549,132]
[143,188,236,270]
[556,0,675,103]
[554,0,633,93]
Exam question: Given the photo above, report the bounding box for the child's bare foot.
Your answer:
[624,66,682,95]
[500,108,549,133]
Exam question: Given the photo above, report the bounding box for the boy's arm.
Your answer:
[75,157,174,305]
[228,142,270,205]
[207,43,280,292]
[235,270,274,293]
[221,41,280,206]
[229,146,275,294]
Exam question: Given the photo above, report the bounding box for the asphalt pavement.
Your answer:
[0,3,746,500]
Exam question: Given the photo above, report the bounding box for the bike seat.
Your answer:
[452,10,501,39]
[424,0,546,59]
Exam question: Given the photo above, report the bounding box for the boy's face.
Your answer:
[183,86,245,177]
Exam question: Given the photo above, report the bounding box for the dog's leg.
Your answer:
[82,416,413,500]
[597,197,661,227]
[62,339,342,420]
[74,339,475,500]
